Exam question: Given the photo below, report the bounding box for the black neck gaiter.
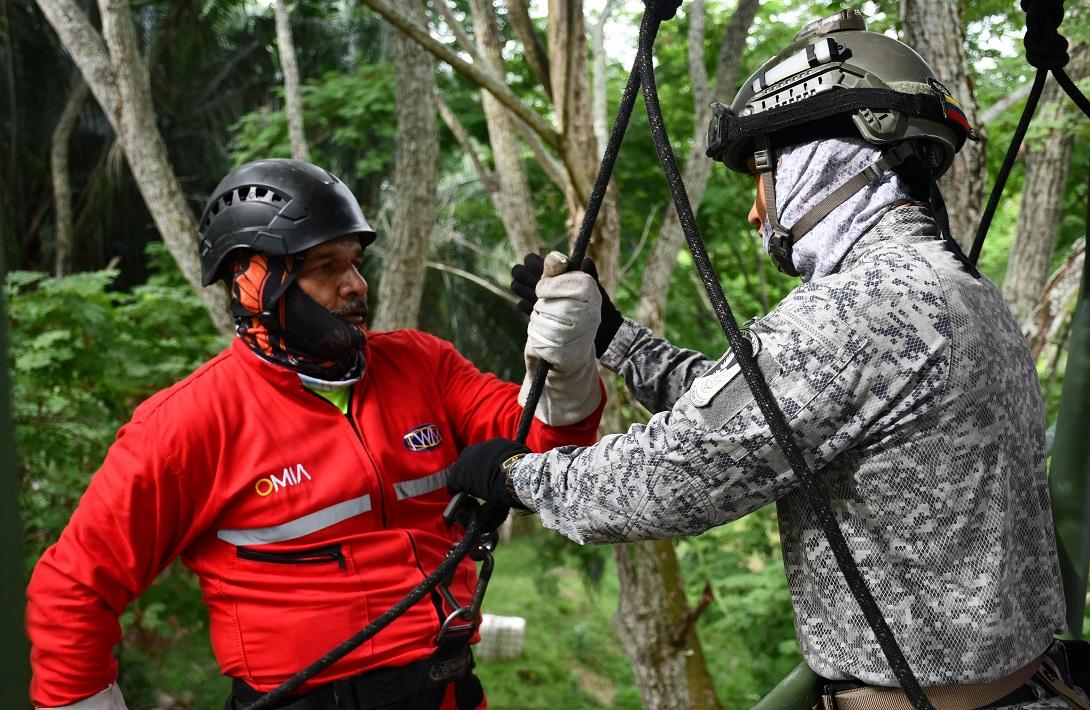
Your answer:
[230,252,366,381]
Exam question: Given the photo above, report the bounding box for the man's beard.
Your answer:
[330,297,369,346]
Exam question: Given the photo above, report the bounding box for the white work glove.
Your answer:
[38,684,128,710]
[518,251,603,425]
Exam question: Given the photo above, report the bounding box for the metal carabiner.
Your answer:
[436,493,501,645]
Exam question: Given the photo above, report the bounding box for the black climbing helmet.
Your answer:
[198,159,376,286]
[706,9,976,177]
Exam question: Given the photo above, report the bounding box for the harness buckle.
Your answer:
[753,148,773,172]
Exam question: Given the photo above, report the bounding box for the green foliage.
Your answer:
[231,65,398,209]
[478,533,641,709]
[11,243,224,568]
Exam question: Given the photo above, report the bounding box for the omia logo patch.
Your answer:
[403,423,443,452]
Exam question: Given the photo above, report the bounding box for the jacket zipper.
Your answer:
[302,386,388,528]
[343,388,389,528]
[407,531,449,626]
[237,544,346,570]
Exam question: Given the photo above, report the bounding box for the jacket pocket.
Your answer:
[236,543,346,570]
[226,542,370,684]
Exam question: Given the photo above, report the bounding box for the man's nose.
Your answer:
[748,198,762,233]
[342,268,368,300]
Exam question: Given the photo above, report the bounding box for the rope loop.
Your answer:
[643,0,682,22]
[1022,0,1069,70]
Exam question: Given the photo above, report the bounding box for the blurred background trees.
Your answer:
[3,0,1088,707]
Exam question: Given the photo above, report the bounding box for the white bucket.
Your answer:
[475,613,526,660]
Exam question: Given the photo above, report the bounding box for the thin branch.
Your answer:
[274,0,309,160]
[360,0,561,150]
[52,76,89,276]
[426,260,517,302]
[981,46,1088,127]
[195,39,262,106]
[433,0,480,61]
[503,0,551,100]
[621,202,663,278]
[688,0,708,117]
[435,94,500,195]
[590,0,618,156]
[670,581,715,650]
[980,80,1038,127]
[510,112,567,191]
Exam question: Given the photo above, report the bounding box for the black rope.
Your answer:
[968,70,1048,265]
[515,13,657,442]
[1054,68,1090,119]
[969,0,1084,265]
[636,14,937,710]
[242,513,485,710]
[1022,0,1069,72]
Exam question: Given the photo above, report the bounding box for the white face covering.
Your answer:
[763,136,912,282]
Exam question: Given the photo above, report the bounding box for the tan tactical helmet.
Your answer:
[706,9,975,178]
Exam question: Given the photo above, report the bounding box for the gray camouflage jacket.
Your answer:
[509,206,1065,687]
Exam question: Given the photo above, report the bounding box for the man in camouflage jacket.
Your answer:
[450,134,1073,705]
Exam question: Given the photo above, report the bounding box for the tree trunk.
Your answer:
[373,0,438,331]
[546,0,619,291]
[636,0,758,331]
[51,76,88,277]
[34,0,233,334]
[468,0,542,258]
[590,0,616,158]
[901,0,985,249]
[1026,237,1086,361]
[2,0,17,225]
[274,0,309,161]
[1002,48,1089,326]
[614,541,721,710]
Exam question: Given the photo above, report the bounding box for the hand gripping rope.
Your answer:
[247,0,1088,706]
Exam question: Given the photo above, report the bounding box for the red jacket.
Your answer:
[26,331,603,707]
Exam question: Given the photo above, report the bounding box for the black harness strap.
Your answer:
[712,89,950,156]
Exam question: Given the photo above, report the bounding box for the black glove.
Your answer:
[447,438,532,509]
[510,253,624,358]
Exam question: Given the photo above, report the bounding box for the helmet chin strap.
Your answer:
[753,136,918,278]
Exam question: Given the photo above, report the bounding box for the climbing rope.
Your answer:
[969,0,1090,265]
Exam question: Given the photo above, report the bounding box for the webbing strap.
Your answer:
[721,89,948,148]
[789,143,914,239]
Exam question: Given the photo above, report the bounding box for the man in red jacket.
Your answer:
[25,159,605,710]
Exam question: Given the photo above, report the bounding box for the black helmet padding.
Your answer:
[198,159,376,285]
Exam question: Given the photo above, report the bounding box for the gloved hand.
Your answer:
[447,438,532,509]
[516,252,604,425]
[510,253,624,358]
